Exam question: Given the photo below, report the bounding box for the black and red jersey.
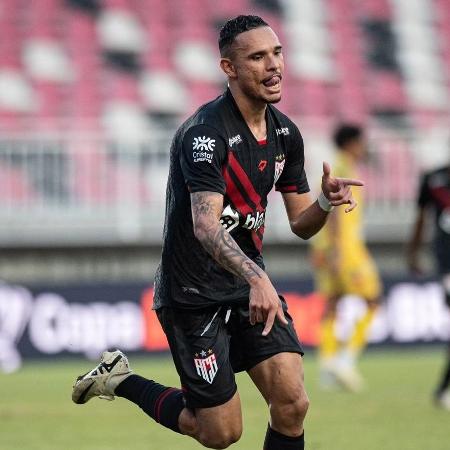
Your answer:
[153,89,309,309]
[418,165,450,272]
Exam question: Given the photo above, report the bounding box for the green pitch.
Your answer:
[1,347,449,449]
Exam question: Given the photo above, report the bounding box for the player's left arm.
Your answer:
[282,161,363,240]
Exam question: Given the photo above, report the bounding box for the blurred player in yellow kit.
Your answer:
[311,124,382,391]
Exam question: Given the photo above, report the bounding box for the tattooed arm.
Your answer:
[191,191,287,335]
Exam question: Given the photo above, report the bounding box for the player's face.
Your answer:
[227,27,284,104]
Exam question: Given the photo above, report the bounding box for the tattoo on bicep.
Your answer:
[191,192,215,218]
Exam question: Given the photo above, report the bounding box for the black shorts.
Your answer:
[156,296,304,409]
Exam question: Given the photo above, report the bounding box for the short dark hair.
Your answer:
[219,15,269,57]
[333,124,363,149]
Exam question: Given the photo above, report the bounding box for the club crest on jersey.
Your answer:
[192,136,215,163]
[274,154,285,183]
[194,349,218,384]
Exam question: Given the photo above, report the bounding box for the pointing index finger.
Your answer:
[336,177,364,186]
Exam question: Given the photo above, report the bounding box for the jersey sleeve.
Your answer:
[275,124,310,194]
[180,124,228,194]
[417,172,430,208]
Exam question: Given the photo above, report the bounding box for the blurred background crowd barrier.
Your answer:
[0,128,445,246]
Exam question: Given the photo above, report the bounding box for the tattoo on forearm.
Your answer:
[191,192,263,282]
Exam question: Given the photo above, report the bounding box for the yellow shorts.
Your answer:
[313,243,382,301]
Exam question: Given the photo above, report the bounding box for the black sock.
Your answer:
[115,374,184,433]
[263,425,304,450]
[436,355,450,395]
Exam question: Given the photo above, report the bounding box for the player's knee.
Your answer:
[272,390,309,426]
[198,425,242,449]
[290,394,309,422]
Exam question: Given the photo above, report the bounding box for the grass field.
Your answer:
[1,347,449,450]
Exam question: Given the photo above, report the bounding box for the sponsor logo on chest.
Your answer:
[220,205,265,232]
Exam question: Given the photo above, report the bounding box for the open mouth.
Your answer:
[262,74,282,88]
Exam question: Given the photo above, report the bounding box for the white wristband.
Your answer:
[318,191,334,212]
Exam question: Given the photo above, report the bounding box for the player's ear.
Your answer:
[220,58,237,79]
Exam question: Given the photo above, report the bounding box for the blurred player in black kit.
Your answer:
[408,160,450,410]
[72,15,363,449]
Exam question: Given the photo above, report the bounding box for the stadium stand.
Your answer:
[0,0,447,130]
[0,0,448,247]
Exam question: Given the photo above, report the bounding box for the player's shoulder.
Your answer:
[431,165,450,176]
[268,104,301,136]
[177,93,228,140]
[424,165,450,185]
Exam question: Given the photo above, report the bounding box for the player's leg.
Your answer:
[434,273,450,409]
[228,298,307,449]
[314,260,342,388]
[72,306,243,448]
[117,374,242,448]
[343,250,381,361]
[333,247,381,391]
[434,344,450,410]
[318,294,340,388]
[153,305,243,447]
[249,352,308,449]
[179,392,243,448]
[72,350,242,448]
[347,295,379,356]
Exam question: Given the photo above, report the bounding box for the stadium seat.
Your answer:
[23,40,73,82]
[0,0,446,133]
[0,70,36,113]
[97,8,146,54]
[368,71,407,113]
[102,101,149,141]
[173,41,222,83]
[140,71,189,116]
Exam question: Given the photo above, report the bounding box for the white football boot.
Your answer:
[318,357,339,391]
[435,391,450,411]
[332,350,365,393]
[72,350,132,404]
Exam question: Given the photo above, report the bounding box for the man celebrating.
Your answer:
[72,15,362,449]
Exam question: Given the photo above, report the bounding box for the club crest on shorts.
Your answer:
[194,349,218,384]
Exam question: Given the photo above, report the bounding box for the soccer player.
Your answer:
[72,16,363,449]
[311,124,382,392]
[407,160,450,410]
